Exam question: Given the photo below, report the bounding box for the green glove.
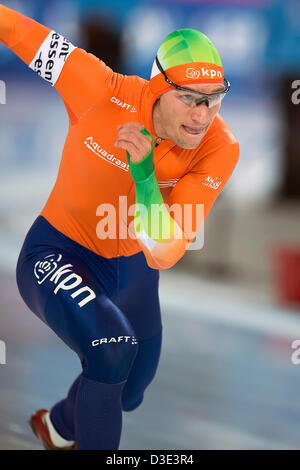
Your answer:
[126,127,154,182]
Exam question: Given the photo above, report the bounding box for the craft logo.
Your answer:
[111,96,137,113]
[92,336,138,347]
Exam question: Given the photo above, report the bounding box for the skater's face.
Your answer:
[152,83,224,149]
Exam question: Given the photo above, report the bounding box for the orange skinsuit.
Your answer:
[0,4,239,270]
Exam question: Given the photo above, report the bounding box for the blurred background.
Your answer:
[1,0,300,450]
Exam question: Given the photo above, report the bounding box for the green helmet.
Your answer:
[150,28,224,97]
[156,28,222,70]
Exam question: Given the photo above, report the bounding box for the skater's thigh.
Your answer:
[16,248,137,360]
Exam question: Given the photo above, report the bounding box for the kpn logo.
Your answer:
[0,80,6,104]
[186,68,200,79]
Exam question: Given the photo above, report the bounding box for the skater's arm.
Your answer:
[118,124,239,270]
[128,142,188,270]
[0,4,119,121]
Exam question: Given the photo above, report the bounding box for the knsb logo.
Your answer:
[186,68,201,80]
[92,336,138,347]
[34,254,96,308]
[202,175,222,190]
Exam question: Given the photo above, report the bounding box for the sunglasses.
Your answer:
[155,56,230,108]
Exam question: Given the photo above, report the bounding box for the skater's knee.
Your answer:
[82,335,139,383]
[122,392,144,412]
